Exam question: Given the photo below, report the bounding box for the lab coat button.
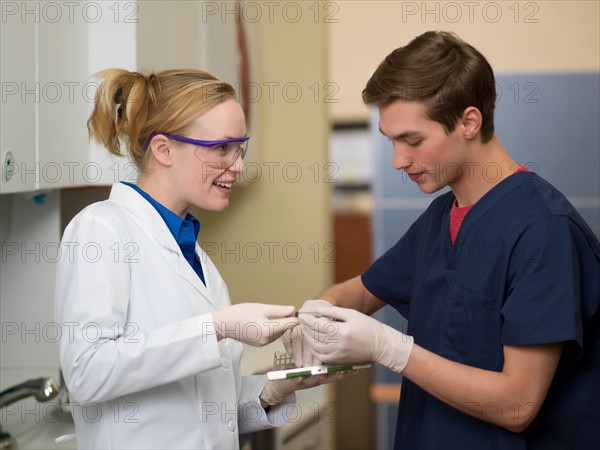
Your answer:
[227,420,236,432]
[221,358,230,369]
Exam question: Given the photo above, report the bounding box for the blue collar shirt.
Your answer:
[122,182,206,286]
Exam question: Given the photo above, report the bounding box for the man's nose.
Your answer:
[392,144,412,171]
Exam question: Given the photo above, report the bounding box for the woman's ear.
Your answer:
[461,106,482,140]
[147,134,173,167]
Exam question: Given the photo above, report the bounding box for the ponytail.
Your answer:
[87,69,159,168]
[87,68,236,171]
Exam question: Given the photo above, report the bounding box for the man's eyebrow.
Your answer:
[379,128,422,140]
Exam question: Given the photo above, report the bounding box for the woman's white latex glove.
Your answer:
[299,305,414,373]
[212,303,298,347]
[283,299,334,367]
[260,371,353,406]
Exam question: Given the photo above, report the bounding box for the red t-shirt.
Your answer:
[450,166,530,245]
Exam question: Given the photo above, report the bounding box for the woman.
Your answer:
[55,69,333,449]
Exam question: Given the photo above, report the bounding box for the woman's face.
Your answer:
[170,99,247,213]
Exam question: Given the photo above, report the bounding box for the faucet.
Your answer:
[0,377,59,408]
[0,377,61,450]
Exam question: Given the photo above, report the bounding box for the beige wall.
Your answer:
[328,0,600,123]
[194,10,332,307]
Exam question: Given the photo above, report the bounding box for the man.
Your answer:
[297,31,600,449]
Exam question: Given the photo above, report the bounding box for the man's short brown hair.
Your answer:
[363,31,496,143]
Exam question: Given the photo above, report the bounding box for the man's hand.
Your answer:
[299,306,414,373]
[283,299,335,367]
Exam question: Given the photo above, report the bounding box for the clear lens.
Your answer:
[195,141,247,165]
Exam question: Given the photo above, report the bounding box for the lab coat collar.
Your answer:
[108,183,215,307]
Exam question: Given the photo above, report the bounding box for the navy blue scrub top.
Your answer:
[122,182,206,285]
[362,171,600,450]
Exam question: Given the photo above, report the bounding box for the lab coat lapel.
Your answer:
[110,183,181,254]
[177,244,216,307]
[109,183,216,308]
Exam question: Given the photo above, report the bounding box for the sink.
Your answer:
[1,400,76,449]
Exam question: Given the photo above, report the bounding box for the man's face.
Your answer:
[379,100,468,194]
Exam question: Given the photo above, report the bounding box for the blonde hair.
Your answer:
[87,69,236,169]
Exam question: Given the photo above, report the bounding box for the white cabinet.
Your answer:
[1,0,253,194]
[38,15,90,189]
[1,1,137,193]
[1,14,37,193]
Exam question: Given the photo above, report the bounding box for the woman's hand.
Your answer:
[260,371,355,406]
[212,303,299,346]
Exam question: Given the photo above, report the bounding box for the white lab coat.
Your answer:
[55,183,293,449]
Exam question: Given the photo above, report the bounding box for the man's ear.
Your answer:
[147,134,173,167]
[461,106,482,140]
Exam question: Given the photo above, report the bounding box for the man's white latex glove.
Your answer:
[283,299,334,367]
[212,303,298,347]
[298,306,414,373]
[260,371,352,406]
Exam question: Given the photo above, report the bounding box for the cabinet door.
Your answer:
[38,17,90,189]
[1,16,37,193]
[87,5,138,186]
[36,3,138,189]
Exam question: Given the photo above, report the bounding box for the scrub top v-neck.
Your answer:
[362,171,600,450]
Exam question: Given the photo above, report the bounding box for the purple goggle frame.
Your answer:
[144,132,250,157]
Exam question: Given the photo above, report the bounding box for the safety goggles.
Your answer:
[144,132,249,165]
